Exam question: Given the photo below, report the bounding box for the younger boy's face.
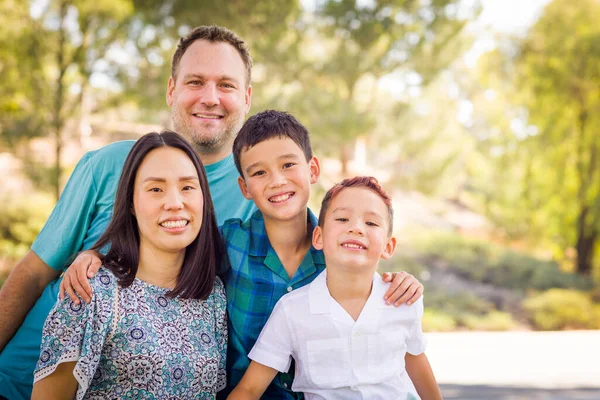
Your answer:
[237,137,319,222]
[313,187,396,271]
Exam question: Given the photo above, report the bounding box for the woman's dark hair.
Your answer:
[93,130,223,300]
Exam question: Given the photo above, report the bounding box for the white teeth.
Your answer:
[342,243,365,250]
[160,220,188,229]
[194,114,220,119]
[269,193,293,203]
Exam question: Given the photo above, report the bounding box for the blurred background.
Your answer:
[1,0,599,398]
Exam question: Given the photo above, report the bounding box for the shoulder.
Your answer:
[89,267,119,301]
[82,140,135,172]
[220,210,263,240]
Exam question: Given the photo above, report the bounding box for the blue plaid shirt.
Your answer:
[220,209,325,399]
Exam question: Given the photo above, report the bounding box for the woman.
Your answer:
[32,131,226,399]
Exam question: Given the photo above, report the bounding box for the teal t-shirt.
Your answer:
[0,140,256,400]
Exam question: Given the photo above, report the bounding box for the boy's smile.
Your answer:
[313,187,396,271]
[237,137,319,222]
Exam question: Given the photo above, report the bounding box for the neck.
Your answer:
[326,266,374,303]
[136,244,185,289]
[195,140,234,166]
[264,209,312,278]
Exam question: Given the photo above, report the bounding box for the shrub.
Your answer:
[462,311,517,331]
[422,309,457,332]
[523,289,600,330]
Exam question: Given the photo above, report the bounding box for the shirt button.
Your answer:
[283,383,288,389]
[287,286,293,292]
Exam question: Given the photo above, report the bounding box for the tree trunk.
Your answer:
[575,206,596,275]
[53,1,68,200]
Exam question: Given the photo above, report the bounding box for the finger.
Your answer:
[383,272,408,301]
[88,258,101,278]
[393,284,417,307]
[405,285,424,305]
[75,265,93,303]
[382,272,394,283]
[59,279,65,300]
[64,277,81,305]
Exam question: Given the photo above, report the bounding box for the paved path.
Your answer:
[425,330,600,399]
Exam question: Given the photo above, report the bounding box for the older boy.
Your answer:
[228,176,442,400]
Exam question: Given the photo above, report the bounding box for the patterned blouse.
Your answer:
[34,268,227,399]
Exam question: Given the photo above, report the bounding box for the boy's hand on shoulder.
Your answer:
[382,271,423,307]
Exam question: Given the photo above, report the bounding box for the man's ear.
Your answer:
[238,176,253,200]
[312,225,324,250]
[166,76,175,106]
[381,236,397,260]
[244,85,252,114]
[309,156,321,184]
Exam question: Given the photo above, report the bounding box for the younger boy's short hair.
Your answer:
[318,176,394,236]
[233,110,313,177]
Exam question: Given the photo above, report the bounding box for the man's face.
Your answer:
[167,40,252,157]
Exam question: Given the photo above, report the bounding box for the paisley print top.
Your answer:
[34,268,227,399]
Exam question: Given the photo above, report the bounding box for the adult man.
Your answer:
[0,25,256,400]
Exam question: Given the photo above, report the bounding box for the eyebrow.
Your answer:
[143,176,199,183]
[244,153,300,174]
[331,208,384,219]
[183,73,241,84]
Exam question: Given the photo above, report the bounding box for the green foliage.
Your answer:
[0,193,54,260]
[422,309,456,332]
[523,289,600,330]
[416,233,592,291]
[461,311,517,331]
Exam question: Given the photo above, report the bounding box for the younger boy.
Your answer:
[228,176,442,399]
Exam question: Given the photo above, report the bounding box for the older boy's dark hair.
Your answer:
[233,110,313,177]
[93,130,224,300]
[318,176,394,236]
[171,25,252,87]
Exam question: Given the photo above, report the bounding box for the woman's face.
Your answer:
[132,147,204,258]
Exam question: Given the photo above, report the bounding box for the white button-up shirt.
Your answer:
[249,270,426,400]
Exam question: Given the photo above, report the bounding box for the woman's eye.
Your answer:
[149,188,162,193]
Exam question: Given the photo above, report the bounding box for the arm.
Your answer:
[31,361,78,400]
[405,353,442,400]
[382,271,424,306]
[227,361,279,400]
[0,251,60,351]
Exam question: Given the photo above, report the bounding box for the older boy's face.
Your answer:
[237,137,319,222]
[313,187,395,271]
[166,40,252,157]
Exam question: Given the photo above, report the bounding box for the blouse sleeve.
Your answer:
[212,277,228,392]
[34,269,117,399]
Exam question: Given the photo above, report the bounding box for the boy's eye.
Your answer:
[252,170,265,177]
[366,221,379,227]
[283,162,295,169]
[335,217,348,222]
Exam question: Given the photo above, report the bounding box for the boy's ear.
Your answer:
[312,225,324,250]
[381,236,397,260]
[309,156,321,184]
[237,176,253,200]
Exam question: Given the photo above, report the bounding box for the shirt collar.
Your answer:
[309,271,385,314]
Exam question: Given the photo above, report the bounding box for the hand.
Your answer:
[58,250,102,304]
[382,271,424,307]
